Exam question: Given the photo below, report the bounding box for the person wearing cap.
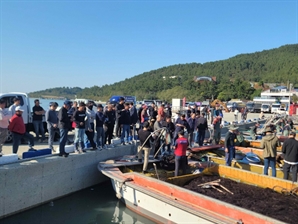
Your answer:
[0,99,11,156]
[73,102,88,153]
[282,121,291,137]
[174,130,189,176]
[8,97,20,117]
[250,122,260,140]
[196,112,208,146]
[192,104,200,116]
[32,99,46,143]
[260,126,281,177]
[282,131,298,182]
[67,101,77,120]
[187,112,198,147]
[115,97,125,138]
[137,121,155,174]
[46,102,59,152]
[58,100,72,157]
[120,103,132,145]
[104,104,116,148]
[224,125,238,166]
[85,101,96,150]
[173,114,190,146]
[8,106,35,154]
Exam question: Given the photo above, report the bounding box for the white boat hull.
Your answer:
[110,178,215,224]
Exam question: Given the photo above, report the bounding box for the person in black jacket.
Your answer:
[73,102,87,153]
[282,131,298,182]
[115,97,125,137]
[120,103,131,145]
[104,104,116,147]
[196,112,208,146]
[224,125,238,166]
[95,104,106,150]
[58,101,72,157]
[129,102,138,140]
[163,115,175,152]
[173,114,190,145]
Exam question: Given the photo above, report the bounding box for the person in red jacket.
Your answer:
[174,130,189,176]
[9,106,34,154]
[158,104,165,121]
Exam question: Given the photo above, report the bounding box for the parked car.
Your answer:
[0,92,47,142]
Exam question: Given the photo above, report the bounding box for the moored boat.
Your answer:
[208,156,288,179]
[235,146,282,158]
[220,139,283,151]
[248,140,283,150]
[190,144,222,152]
[98,158,296,223]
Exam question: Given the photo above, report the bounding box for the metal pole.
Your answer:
[289,83,291,114]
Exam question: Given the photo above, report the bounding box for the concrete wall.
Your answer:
[0,144,137,219]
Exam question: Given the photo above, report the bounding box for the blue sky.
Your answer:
[0,0,297,93]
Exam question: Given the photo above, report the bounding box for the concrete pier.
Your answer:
[0,144,136,219]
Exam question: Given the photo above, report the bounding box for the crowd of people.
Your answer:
[136,102,224,175]
[224,114,298,182]
[0,98,225,175]
[1,97,297,182]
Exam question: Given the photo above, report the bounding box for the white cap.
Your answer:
[15,106,24,112]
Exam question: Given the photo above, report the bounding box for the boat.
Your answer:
[98,157,296,224]
[220,138,283,151]
[207,156,288,179]
[248,139,284,150]
[190,144,222,152]
[235,146,282,158]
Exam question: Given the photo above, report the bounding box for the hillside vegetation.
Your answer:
[29,44,298,102]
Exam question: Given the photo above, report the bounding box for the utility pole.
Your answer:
[288,82,292,113]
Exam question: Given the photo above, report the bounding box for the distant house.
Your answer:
[193,76,217,83]
[162,76,179,80]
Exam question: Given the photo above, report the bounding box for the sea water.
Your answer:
[1,182,155,224]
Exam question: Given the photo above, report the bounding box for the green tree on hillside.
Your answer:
[29,44,298,102]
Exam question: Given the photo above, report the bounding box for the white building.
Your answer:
[253,86,296,105]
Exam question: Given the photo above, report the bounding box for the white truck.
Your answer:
[0,92,47,142]
[172,98,183,113]
[271,103,281,114]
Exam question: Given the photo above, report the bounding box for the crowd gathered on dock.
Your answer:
[0,97,298,181]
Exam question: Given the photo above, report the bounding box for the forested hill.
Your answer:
[29,44,298,102]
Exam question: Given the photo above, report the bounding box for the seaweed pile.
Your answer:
[184,175,298,224]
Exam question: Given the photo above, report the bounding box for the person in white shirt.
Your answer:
[8,97,20,117]
[0,99,12,156]
[234,108,239,122]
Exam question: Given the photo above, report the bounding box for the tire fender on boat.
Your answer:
[116,178,133,199]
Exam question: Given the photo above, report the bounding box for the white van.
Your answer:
[261,104,271,113]
[271,103,281,114]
